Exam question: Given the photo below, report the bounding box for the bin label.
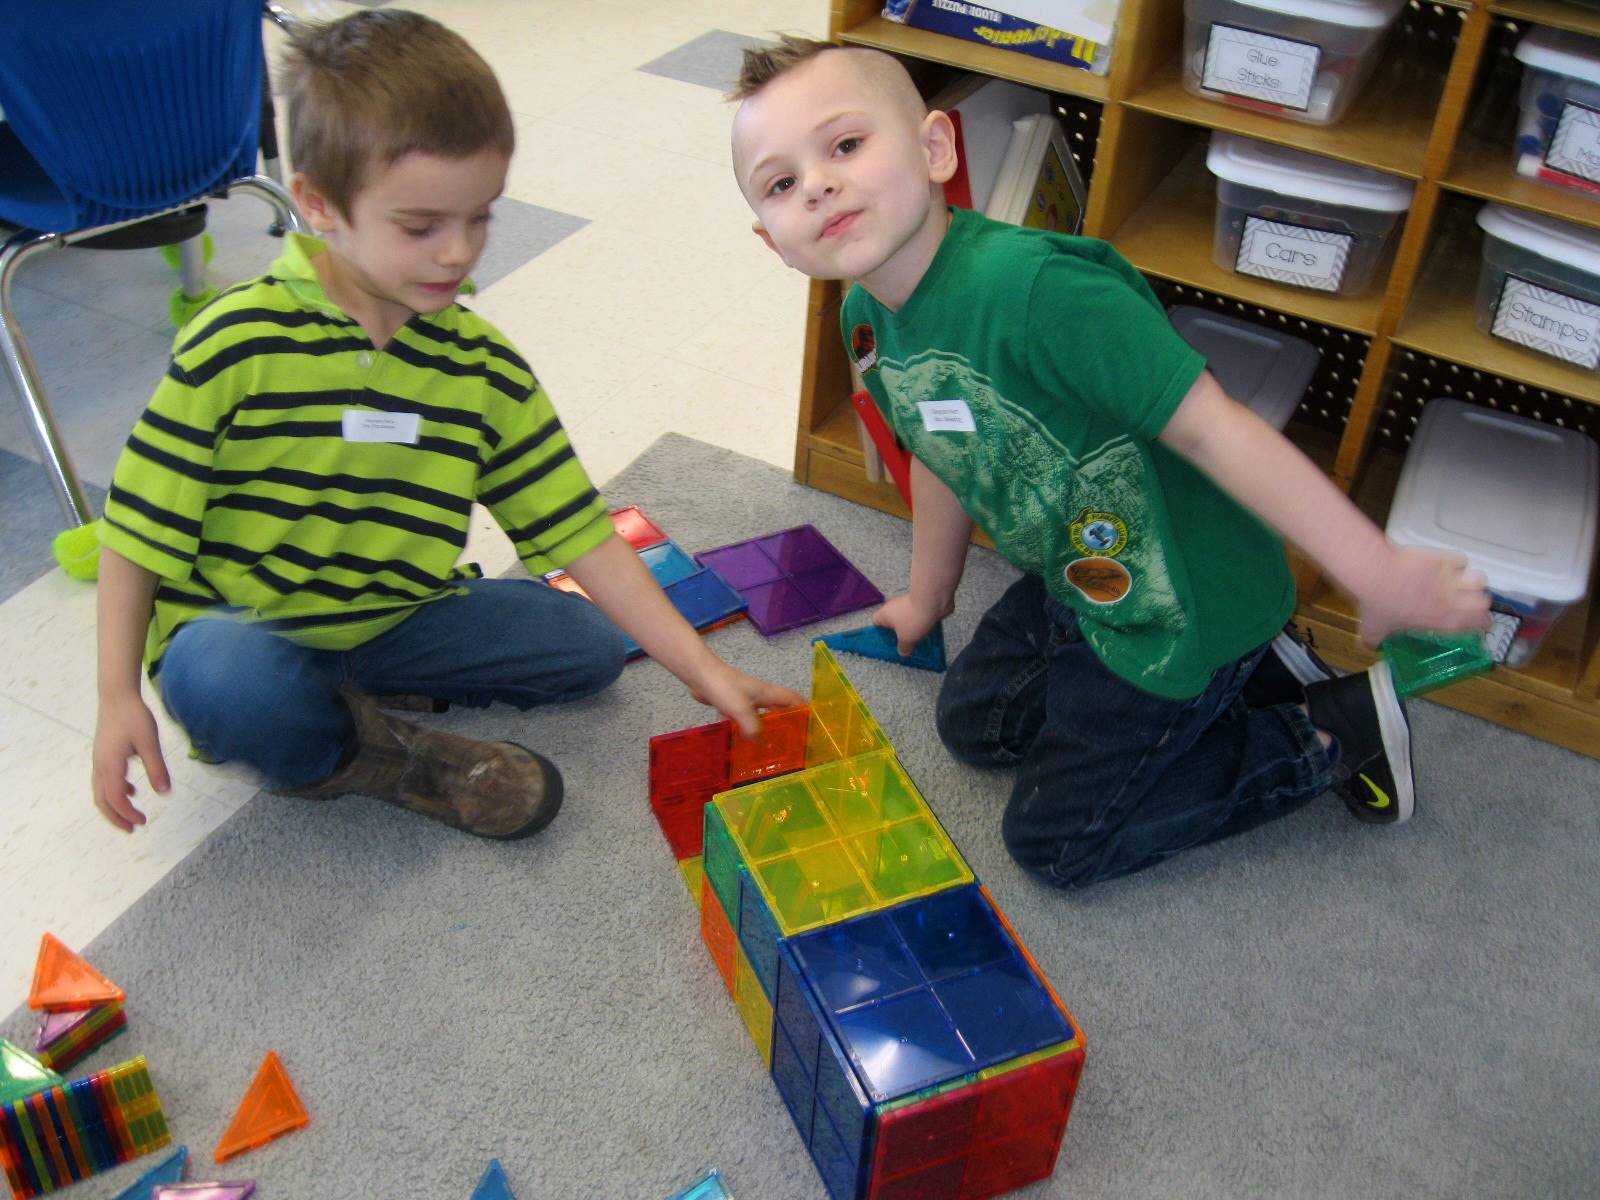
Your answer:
[1202,24,1320,111]
[1235,216,1350,292]
[1545,101,1600,184]
[1492,274,1600,369]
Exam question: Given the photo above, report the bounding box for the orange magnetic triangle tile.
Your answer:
[27,933,125,1012]
[214,1050,310,1162]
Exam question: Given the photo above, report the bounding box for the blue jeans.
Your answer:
[935,575,1333,888]
[158,578,626,788]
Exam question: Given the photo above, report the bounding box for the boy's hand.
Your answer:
[689,659,806,740]
[92,693,170,832]
[1357,546,1492,647]
[873,592,951,657]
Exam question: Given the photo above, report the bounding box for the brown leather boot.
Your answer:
[293,689,562,839]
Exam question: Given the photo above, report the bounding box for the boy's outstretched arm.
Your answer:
[1159,371,1491,646]
[92,547,171,832]
[875,457,974,655]
[565,534,805,737]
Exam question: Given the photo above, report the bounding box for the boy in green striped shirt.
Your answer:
[91,10,801,840]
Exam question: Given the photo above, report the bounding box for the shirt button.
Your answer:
[356,351,373,368]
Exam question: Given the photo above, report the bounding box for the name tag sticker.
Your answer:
[918,399,976,433]
[342,410,421,444]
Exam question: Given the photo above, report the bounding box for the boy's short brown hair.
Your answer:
[727,34,835,101]
[278,9,515,216]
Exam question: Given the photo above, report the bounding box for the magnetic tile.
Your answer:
[934,960,1070,1064]
[694,542,784,589]
[637,29,771,91]
[0,447,108,603]
[791,564,884,621]
[834,990,973,1102]
[791,915,924,1014]
[610,505,668,549]
[756,525,842,574]
[743,578,820,635]
[639,541,700,588]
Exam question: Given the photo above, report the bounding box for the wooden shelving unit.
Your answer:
[795,0,1600,757]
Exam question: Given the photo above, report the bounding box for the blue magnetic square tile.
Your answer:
[809,1098,864,1200]
[834,989,974,1102]
[891,885,1011,981]
[776,945,822,1083]
[813,1012,873,1163]
[792,915,924,1014]
[737,869,783,1002]
[668,568,747,629]
[770,1020,817,1142]
[640,540,700,587]
[934,958,1069,1065]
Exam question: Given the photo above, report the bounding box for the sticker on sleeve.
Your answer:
[917,399,976,433]
[850,324,879,374]
[1235,216,1350,293]
[342,410,420,444]
[1545,101,1600,184]
[1064,557,1132,605]
[1490,274,1600,369]
[1070,510,1128,558]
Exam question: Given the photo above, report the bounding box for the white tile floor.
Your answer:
[0,0,827,1013]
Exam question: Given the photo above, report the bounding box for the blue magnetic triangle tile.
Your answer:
[113,1145,189,1200]
[471,1159,516,1200]
[816,624,945,672]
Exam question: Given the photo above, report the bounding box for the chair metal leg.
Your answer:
[0,231,94,527]
[228,174,306,237]
[177,233,208,298]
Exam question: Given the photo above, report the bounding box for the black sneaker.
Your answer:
[1246,624,1340,707]
[1304,660,1414,824]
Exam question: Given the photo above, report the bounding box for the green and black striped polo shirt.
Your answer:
[101,233,612,674]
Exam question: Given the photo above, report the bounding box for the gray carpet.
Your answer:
[6,434,1598,1199]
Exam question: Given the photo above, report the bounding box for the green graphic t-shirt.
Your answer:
[842,208,1294,699]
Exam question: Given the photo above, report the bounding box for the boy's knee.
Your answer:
[160,621,301,725]
[562,608,627,699]
[1000,782,1099,891]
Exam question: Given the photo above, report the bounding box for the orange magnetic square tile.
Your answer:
[729,704,810,784]
[545,573,591,599]
[699,874,738,997]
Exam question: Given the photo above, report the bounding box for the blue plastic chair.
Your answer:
[0,0,304,527]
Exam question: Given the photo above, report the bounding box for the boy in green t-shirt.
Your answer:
[729,38,1490,886]
[91,11,802,842]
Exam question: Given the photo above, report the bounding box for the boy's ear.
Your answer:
[290,172,339,234]
[751,220,784,261]
[922,110,959,186]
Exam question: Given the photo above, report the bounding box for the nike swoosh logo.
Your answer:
[1358,773,1391,809]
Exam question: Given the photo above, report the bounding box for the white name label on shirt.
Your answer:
[918,399,977,433]
[342,410,421,444]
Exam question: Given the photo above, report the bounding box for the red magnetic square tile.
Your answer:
[871,1083,980,1183]
[653,791,711,860]
[729,704,811,784]
[870,1152,966,1200]
[699,874,738,997]
[649,721,731,798]
[611,505,669,549]
[960,1126,1065,1199]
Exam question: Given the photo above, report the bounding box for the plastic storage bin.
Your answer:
[1513,27,1600,199]
[1183,0,1406,124]
[1206,132,1414,296]
[1474,203,1600,370]
[1167,305,1321,428]
[1386,398,1600,668]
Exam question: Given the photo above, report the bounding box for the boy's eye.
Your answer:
[401,224,436,238]
[472,212,493,226]
[767,176,795,197]
[835,136,861,156]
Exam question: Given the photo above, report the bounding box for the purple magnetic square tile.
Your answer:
[744,577,823,635]
[756,525,845,574]
[695,542,785,588]
[791,564,884,619]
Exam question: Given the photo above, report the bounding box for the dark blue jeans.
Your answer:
[936,575,1333,888]
[158,578,626,788]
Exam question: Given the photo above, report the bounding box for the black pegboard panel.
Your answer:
[1054,93,1104,192]
[1374,350,1600,451]
[1394,0,1468,71]
[1143,277,1372,437]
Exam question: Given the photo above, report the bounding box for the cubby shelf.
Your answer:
[794,0,1600,757]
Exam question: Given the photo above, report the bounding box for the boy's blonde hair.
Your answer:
[727,34,835,101]
[278,9,514,216]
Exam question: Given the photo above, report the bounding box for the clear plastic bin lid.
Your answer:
[1206,132,1415,211]
[1513,26,1600,88]
[1198,0,1405,30]
[1167,306,1321,430]
[1476,202,1600,279]
[1386,399,1600,602]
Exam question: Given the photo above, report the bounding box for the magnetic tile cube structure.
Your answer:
[694,526,884,636]
[1,1056,171,1199]
[34,1004,127,1074]
[649,644,1085,1200]
[545,508,747,659]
